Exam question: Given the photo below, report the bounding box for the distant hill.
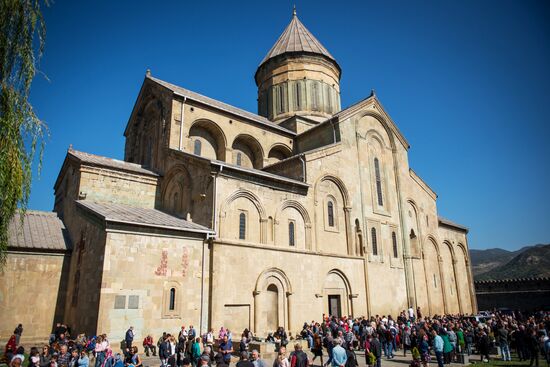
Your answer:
[470,244,550,280]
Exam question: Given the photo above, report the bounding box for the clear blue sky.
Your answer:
[28,0,549,251]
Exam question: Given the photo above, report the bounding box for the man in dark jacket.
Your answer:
[527,329,539,367]
[370,334,382,367]
[290,344,308,367]
[125,326,134,349]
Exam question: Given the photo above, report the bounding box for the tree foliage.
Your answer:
[0,0,48,266]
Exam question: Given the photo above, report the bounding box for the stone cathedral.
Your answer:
[1,11,477,345]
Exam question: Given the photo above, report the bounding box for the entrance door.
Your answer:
[328,295,342,317]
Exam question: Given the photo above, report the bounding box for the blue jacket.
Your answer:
[433,335,444,353]
[331,345,347,367]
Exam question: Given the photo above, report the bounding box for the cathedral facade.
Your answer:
[1,12,477,344]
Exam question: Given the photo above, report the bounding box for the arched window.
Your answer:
[374,158,383,206]
[392,231,398,258]
[169,288,176,311]
[239,212,246,240]
[236,152,242,166]
[288,221,295,246]
[327,201,335,227]
[194,139,202,156]
[371,227,378,255]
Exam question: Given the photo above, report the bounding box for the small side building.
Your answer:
[0,211,72,345]
[475,277,550,312]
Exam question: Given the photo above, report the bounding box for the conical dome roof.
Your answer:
[259,9,339,70]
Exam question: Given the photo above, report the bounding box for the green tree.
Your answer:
[0,0,48,266]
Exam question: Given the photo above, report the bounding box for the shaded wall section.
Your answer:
[475,277,550,312]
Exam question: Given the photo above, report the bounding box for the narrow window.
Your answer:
[327,201,334,227]
[312,82,319,110]
[371,227,378,255]
[326,85,332,113]
[276,85,283,114]
[239,212,246,240]
[433,274,437,288]
[374,158,383,206]
[236,152,242,166]
[194,139,201,156]
[392,231,398,258]
[289,221,295,246]
[295,82,301,109]
[169,288,176,311]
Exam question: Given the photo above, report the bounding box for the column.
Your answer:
[438,255,448,314]
[451,259,463,314]
[253,290,261,334]
[286,291,293,333]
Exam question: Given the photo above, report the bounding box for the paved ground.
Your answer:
[139,350,473,367]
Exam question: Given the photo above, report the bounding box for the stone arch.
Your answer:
[455,242,473,313]
[274,200,312,249]
[220,189,267,243]
[315,174,351,207]
[441,240,459,314]
[424,235,444,315]
[322,269,353,317]
[267,143,292,164]
[356,110,397,150]
[231,134,265,169]
[188,119,227,161]
[254,268,292,335]
[405,200,422,258]
[314,174,352,255]
[161,165,192,218]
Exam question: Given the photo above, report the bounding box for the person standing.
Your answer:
[331,339,347,367]
[219,335,233,367]
[14,325,23,346]
[527,329,539,367]
[250,350,266,367]
[289,344,308,367]
[497,323,511,362]
[125,327,135,349]
[432,330,444,367]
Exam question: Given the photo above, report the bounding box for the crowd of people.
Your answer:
[3,309,550,367]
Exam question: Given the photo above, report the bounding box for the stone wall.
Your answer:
[209,240,367,337]
[79,166,159,208]
[94,230,207,343]
[0,251,70,345]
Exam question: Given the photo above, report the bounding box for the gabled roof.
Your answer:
[147,76,295,136]
[259,10,338,70]
[8,210,72,252]
[68,149,158,177]
[77,201,214,235]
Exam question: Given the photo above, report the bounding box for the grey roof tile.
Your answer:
[148,77,295,136]
[68,149,158,177]
[8,210,71,251]
[438,216,469,233]
[76,201,214,234]
[259,12,338,68]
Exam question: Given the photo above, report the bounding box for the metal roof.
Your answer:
[148,77,295,136]
[77,201,214,234]
[259,10,338,68]
[438,216,469,233]
[8,210,72,252]
[68,149,158,177]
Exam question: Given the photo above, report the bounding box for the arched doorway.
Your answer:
[322,270,352,317]
[265,284,279,332]
[254,268,292,336]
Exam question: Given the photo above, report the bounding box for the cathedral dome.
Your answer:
[255,9,342,126]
